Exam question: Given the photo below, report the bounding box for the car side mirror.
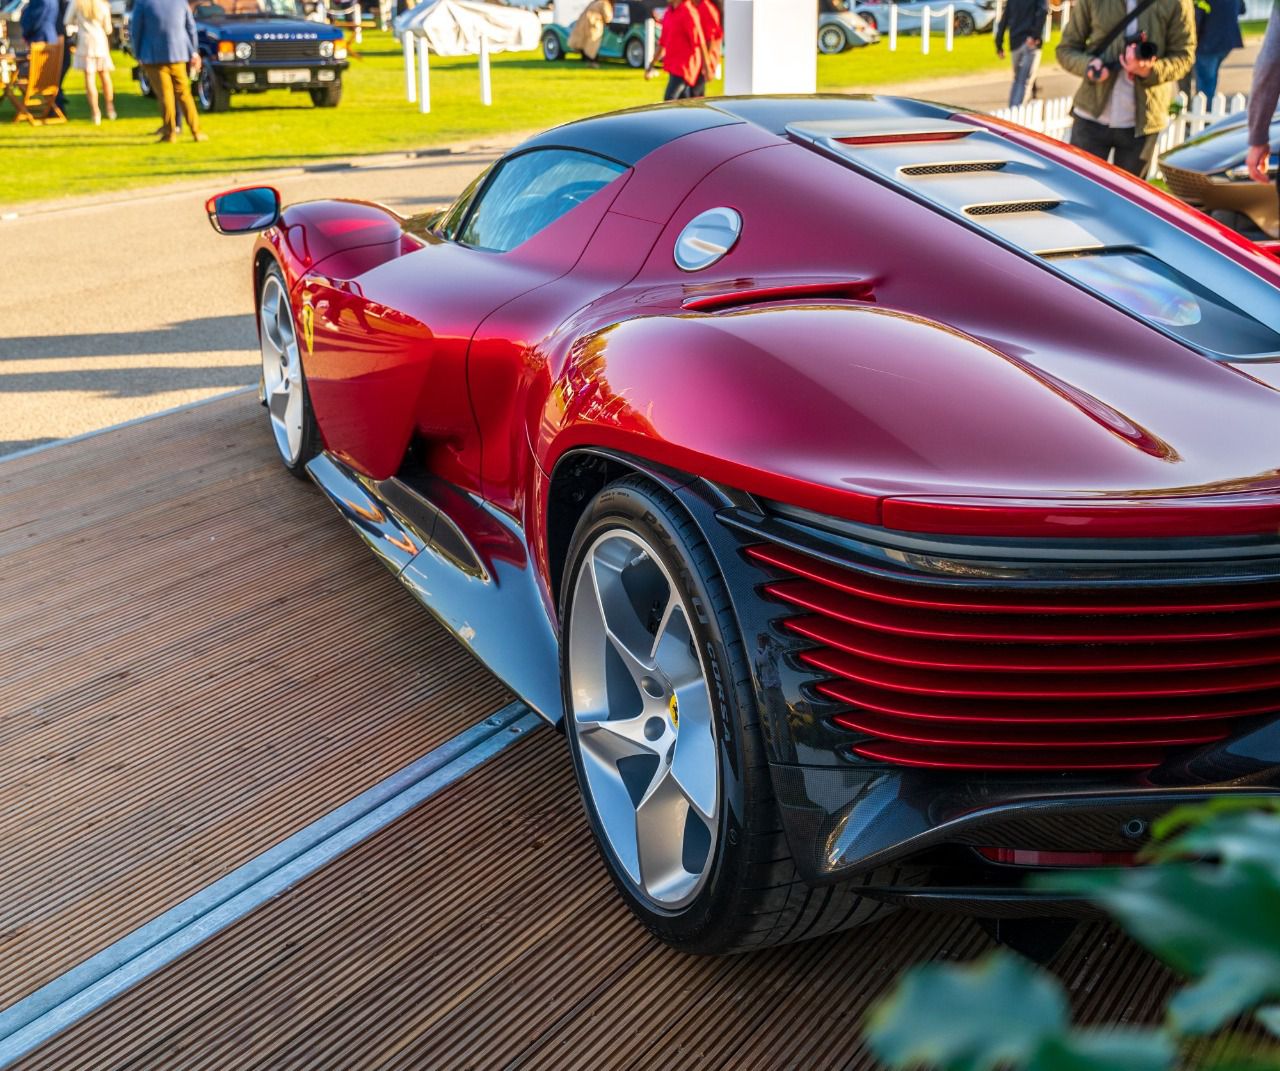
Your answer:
[205,185,281,235]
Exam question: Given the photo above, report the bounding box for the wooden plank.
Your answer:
[0,395,512,1007]
[15,730,1215,1071]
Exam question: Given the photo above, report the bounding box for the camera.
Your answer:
[1123,30,1159,60]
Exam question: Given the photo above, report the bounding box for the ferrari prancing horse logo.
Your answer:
[301,297,315,356]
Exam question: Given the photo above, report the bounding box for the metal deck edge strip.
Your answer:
[0,701,543,1068]
[0,386,257,465]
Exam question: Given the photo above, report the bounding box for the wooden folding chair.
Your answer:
[14,40,66,125]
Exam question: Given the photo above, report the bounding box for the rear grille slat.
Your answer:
[749,541,1280,771]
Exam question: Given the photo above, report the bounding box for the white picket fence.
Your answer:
[989,91,1250,178]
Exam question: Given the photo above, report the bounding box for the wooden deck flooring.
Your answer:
[2,395,1205,1069]
[0,393,511,1008]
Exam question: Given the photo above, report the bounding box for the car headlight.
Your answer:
[234,41,252,59]
[319,40,334,57]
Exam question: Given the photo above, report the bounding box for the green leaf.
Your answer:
[1147,811,1280,882]
[866,952,1068,1071]
[1150,799,1280,846]
[1169,956,1280,1035]
[1257,1005,1280,1039]
[1045,862,1280,1035]
[1029,1030,1175,1071]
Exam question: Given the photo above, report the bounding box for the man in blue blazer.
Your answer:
[129,0,206,141]
[19,0,69,110]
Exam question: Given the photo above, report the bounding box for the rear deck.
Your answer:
[1,392,1187,1069]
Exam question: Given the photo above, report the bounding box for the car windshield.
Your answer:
[194,0,302,17]
[1048,249,1280,359]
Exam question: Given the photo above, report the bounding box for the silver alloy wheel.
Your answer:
[259,274,305,465]
[568,530,720,909]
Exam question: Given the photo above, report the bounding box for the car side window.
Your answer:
[437,170,487,242]
[458,149,627,254]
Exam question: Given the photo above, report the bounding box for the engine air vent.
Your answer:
[965,199,1061,216]
[900,160,1007,176]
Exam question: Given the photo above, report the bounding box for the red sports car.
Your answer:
[208,95,1280,955]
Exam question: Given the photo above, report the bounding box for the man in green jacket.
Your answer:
[1056,0,1195,176]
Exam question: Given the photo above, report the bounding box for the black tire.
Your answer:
[310,81,342,107]
[953,9,976,34]
[624,35,646,68]
[818,24,849,53]
[542,30,564,61]
[257,263,321,478]
[196,63,230,112]
[560,477,898,954]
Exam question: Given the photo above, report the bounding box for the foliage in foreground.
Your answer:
[866,800,1280,1071]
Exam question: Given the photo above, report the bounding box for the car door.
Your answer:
[301,147,629,491]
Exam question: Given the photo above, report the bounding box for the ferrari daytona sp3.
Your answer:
[207,95,1280,954]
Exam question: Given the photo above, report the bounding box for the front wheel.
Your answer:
[542,30,564,61]
[953,9,976,34]
[258,264,321,476]
[310,81,342,107]
[560,478,892,953]
[818,24,848,52]
[196,64,230,111]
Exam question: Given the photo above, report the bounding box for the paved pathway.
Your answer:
[0,148,508,456]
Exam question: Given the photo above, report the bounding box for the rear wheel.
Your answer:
[818,24,849,52]
[542,30,564,61]
[258,265,321,476]
[310,81,342,107]
[561,478,894,953]
[624,35,646,67]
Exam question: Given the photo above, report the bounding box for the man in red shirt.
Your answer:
[692,0,722,96]
[645,0,706,101]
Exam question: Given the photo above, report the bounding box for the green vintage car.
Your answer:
[541,5,657,68]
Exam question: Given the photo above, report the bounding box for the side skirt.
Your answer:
[307,453,564,725]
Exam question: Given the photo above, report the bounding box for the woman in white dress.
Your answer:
[69,0,116,124]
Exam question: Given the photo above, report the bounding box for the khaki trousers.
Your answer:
[143,61,200,139]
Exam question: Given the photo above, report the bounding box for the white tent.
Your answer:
[394,0,542,112]
[394,0,542,55]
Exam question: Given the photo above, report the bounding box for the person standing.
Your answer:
[995,0,1048,106]
[19,0,69,111]
[69,0,115,124]
[693,0,722,96]
[1244,11,1278,206]
[129,0,206,142]
[568,0,613,68]
[1056,0,1194,177]
[645,0,705,101]
[1192,0,1242,100]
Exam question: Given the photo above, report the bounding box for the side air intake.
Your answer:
[965,199,1062,216]
[900,161,1007,176]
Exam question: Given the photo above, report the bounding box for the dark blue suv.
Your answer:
[136,0,348,111]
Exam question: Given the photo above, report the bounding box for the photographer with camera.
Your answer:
[1056,0,1195,176]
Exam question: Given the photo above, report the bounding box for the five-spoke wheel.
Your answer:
[258,265,319,475]
[567,529,720,908]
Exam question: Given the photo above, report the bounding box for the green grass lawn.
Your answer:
[0,20,1264,209]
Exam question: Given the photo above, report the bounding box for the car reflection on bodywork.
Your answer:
[1160,108,1280,240]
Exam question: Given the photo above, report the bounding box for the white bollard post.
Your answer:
[1060,0,1071,29]
[417,35,430,113]
[889,1,897,50]
[479,35,492,106]
[403,30,416,103]
[645,17,655,67]
[945,3,954,49]
[921,5,931,53]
